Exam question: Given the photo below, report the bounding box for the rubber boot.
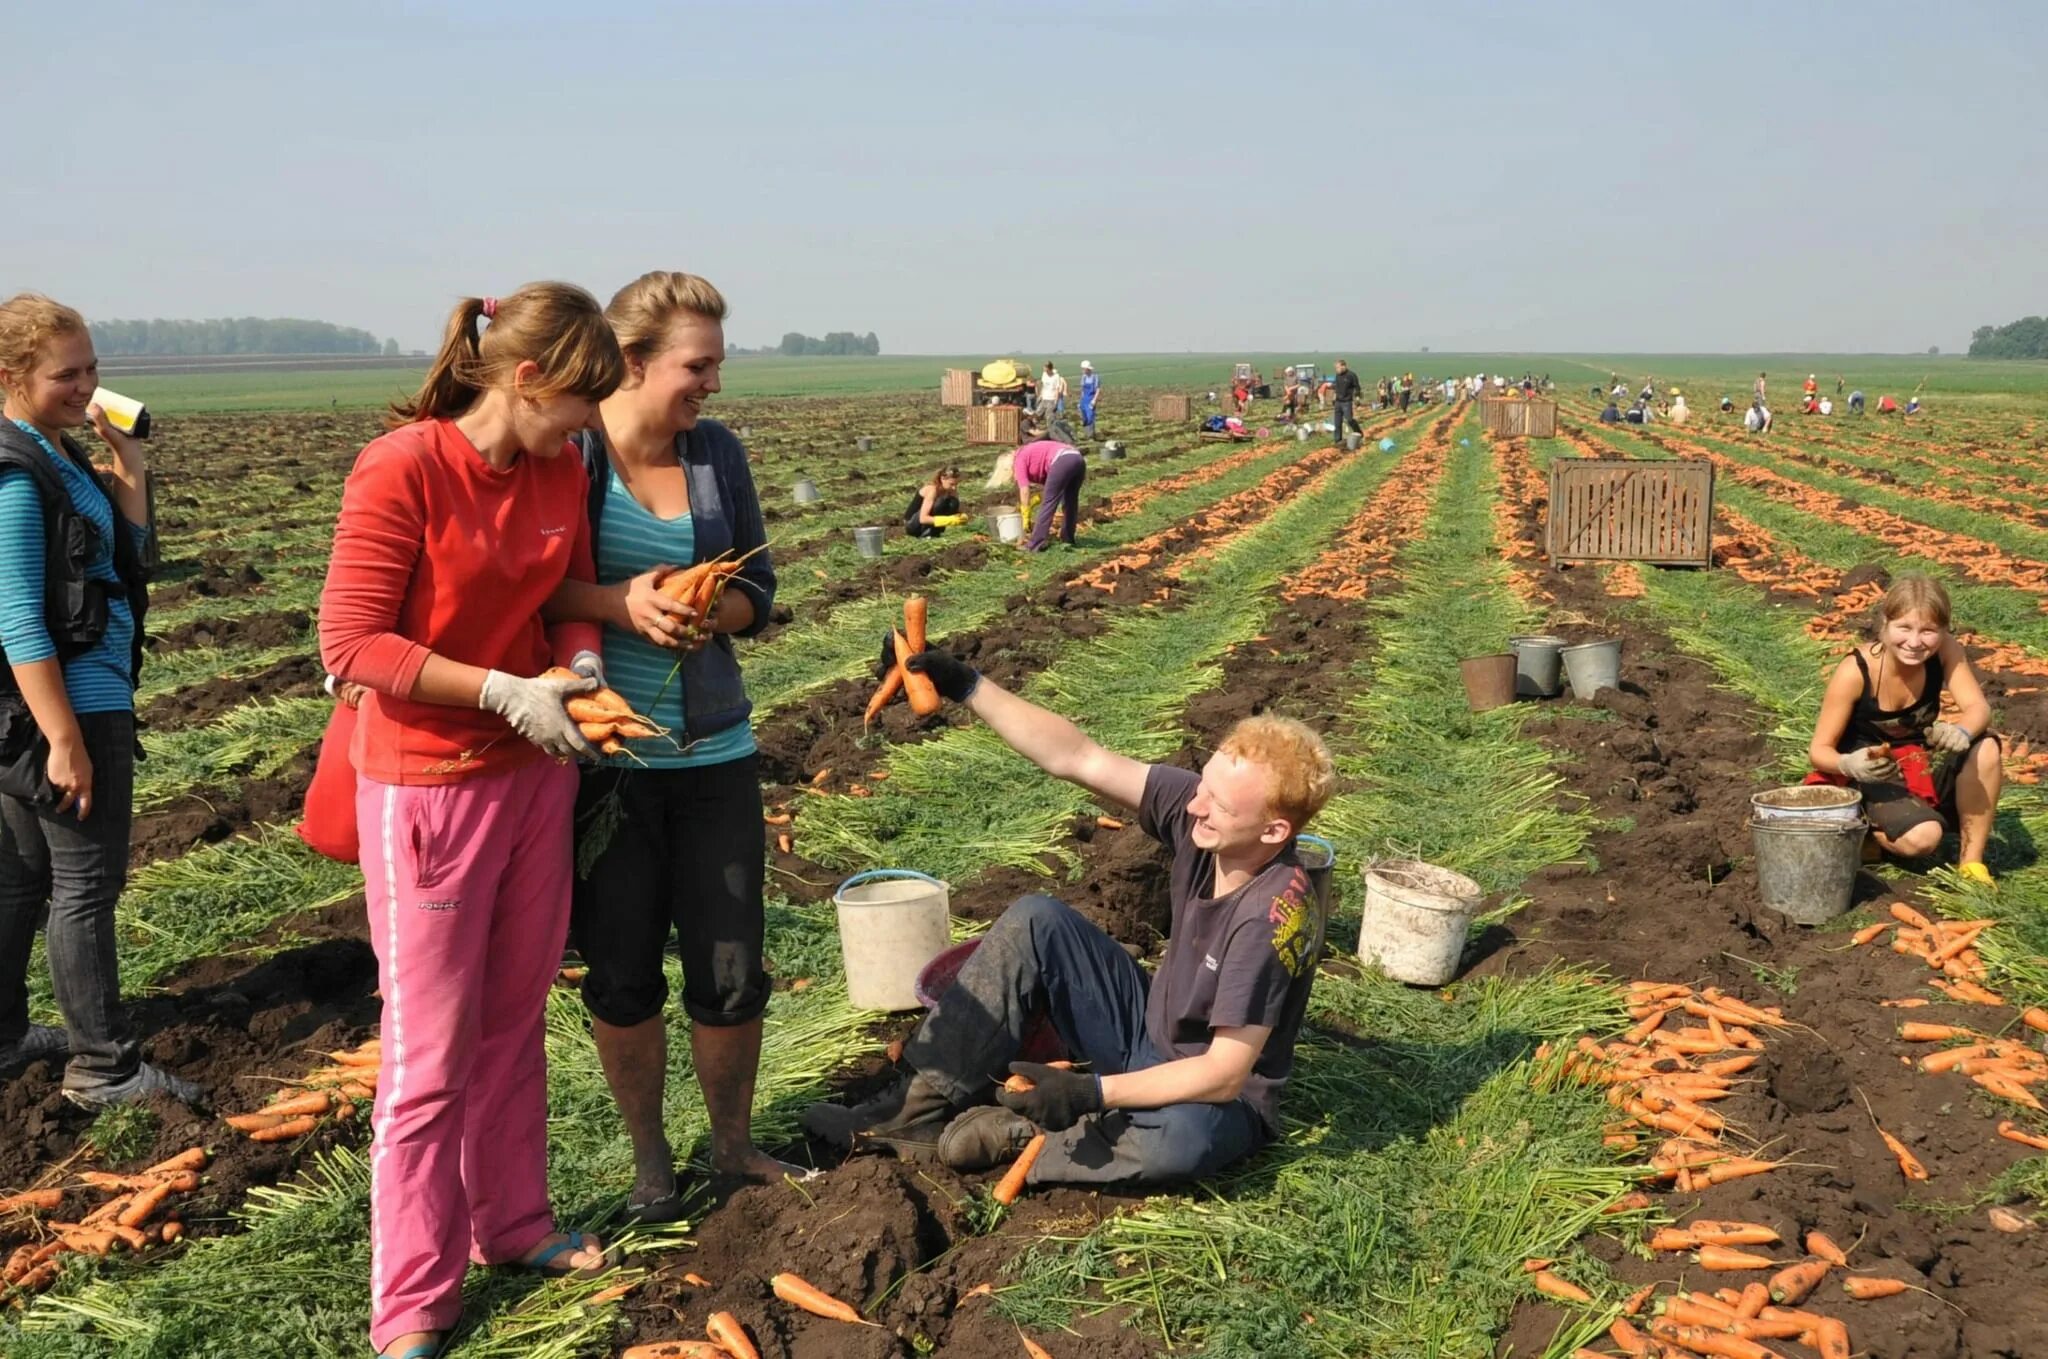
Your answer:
[937,1105,1039,1173]
[802,1072,959,1155]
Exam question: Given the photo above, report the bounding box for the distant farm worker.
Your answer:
[1744,399,1772,434]
[1805,574,2001,885]
[1804,373,1818,399]
[1039,361,1066,421]
[540,270,794,1226]
[1624,400,1650,425]
[1668,390,1690,425]
[1836,374,1845,395]
[1754,371,1768,405]
[1818,396,1833,416]
[1078,360,1100,436]
[0,293,197,1106]
[1719,395,1735,413]
[1329,359,1364,447]
[1906,396,1922,416]
[1598,399,1622,424]
[320,283,625,1359]
[1877,394,1900,415]
[805,653,1335,1189]
[989,436,1085,551]
[1280,373,1303,422]
[1849,390,1866,414]
[1316,374,1333,408]
[905,464,966,538]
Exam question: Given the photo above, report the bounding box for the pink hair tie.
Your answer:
[480,296,499,320]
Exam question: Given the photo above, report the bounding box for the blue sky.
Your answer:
[7,0,2042,353]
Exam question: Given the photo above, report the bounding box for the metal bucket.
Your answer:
[1459,653,1518,712]
[1100,440,1126,459]
[1752,784,1863,827]
[1297,425,1311,442]
[793,478,820,505]
[1359,860,1482,985]
[853,526,885,558]
[857,436,875,452]
[1296,834,1336,962]
[1560,638,1623,700]
[833,869,953,1010]
[995,511,1024,545]
[1507,635,1568,698]
[1343,431,1363,451]
[1751,819,1865,926]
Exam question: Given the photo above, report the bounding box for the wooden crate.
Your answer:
[1480,397,1558,438]
[965,404,1022,445]
[1149,394,1193,422]
[940,369,974,407]
[1547,459,1714,568]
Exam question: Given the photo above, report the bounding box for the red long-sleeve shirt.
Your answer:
[319,419,601,785]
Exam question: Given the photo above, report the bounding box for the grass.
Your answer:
[133,696,333,812]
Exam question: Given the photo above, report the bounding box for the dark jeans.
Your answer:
[0,710,138,1084]
[1333,399,1361,443]
[907,894,1265,1187]
[570,753,770,1028]
[1026,453,1086,551]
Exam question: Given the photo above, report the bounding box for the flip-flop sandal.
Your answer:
[375,1329,454,1359]
[516,1230,607,1278]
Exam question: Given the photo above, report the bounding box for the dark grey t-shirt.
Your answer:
[1139,765,1318,1135]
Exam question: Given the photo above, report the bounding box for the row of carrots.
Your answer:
[1,1147,210,1295]
[221,1037,382,1142]
[1280,405,1456,603]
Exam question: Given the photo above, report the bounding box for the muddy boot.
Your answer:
[936,1105,1038,1173]
[802,1072,959,1155]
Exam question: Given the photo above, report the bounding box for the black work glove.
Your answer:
[874,634,979,702]
[996,1061,1102,1133]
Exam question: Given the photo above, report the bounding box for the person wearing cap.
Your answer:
[1668,390,1690,425]
[1818,396,1834,416]
[1804,373,1818,399]
[1078,361,1100,437]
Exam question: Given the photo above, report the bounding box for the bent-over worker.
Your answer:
[989,438,1084,551]
[905,465,965,538]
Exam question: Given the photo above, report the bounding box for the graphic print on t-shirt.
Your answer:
[1267,866,1314,978]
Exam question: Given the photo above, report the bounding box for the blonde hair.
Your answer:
[1217,714,1336,833]
[0,293,89,393]
[388,281,624,428]
[1871,573,1952,636]
[986,450,1017,490]
[605,271,728,365]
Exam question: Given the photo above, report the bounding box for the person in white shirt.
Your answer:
[1038,362,1067,420]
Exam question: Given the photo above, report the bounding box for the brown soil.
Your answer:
[148,608,312,653]
[138,653,325,731]
[129,756,317,869]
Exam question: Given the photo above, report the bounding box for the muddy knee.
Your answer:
[1889,822,1944,857]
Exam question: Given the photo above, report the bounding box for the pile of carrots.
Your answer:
[619,1272,873,1359]
[1282,408,1454,603]
[222,1037,381,1142]
[2,1147,209,1295]
[540,668,666,758]
[1852,902,2003,994]
[865,595,940,724]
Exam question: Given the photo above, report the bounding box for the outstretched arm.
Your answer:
[965,675,1150,811]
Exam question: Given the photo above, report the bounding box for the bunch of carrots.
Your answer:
[539,668,665,758]
[222,1037,381,1142]
[865,595,940,724]
[1,1147,208,1294]
[656,548,762,644]
[1850,902,2001,994]
[1897,1020,2048,1116]
[619,1272,873,1359]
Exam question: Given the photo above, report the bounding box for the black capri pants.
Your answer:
[571,753,770,1029]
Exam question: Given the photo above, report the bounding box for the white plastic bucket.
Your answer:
[1358,860,1482,985]
[792,478,820,504]
[833,869,953,1011]
[996,511,1024,544]
[1751,784,1863,826]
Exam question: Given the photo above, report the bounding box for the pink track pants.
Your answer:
[357,757,577,1350]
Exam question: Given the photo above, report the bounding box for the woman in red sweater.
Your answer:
[319,283,625,1359]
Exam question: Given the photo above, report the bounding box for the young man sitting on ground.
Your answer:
[804,647,1335,1187]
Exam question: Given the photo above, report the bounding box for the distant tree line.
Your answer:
[776,331,881,357]
[1968,317,2048,360]
[89,317,396,357]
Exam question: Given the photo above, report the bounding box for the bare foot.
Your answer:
[714,1144,814,1184]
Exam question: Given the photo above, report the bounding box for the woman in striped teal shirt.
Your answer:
[543,271,788,1221]
[0,294,199,1106]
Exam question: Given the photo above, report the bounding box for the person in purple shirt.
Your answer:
[988,437,1086,550]
[807,650,1336,1188]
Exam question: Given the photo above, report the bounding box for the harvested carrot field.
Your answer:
[8,371,2048,1359]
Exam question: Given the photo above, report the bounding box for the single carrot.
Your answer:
[326,1047,381,1068]
[1976,1071,2046,1110]
[1841,1276,1908,1300]
[117,1181,173,1229]
[892,629,941,716]
[1609,1317,1653,1354]
[1734,1280,1771,1319]
[903,595,929,652]
[246,1114,321,1143]
[1701,1054,1760,1077]
[81,1194,134,1226]
[141,1149,209,1176]
[1922,1043,1992,1073]
[0,1189,63,1214]
[226,1111,289,1133]
[159,1221,184,1243]
[259,1089,334,1118]
[863,663,904,726]
[1688,1221,1781,1247]
[620,1343,727,1359]
[1645,1319,1782,1359]
[1804,1232,1850,1268]
[1604,1191,1653,1215]
[1520,1257,1555,1273]
[1531,1270,1593,1303]
[1879,997,1930,1008]
[1695,1245,1779,1271]
[762,812,791,827]
[775,832,793,856]
[769,1272,877,1325]
[1890,902,1932,930]
[1647,1228,1700,1252]
[2022,1008,2048,1034]
[1095,815,1124,830]
[1998,1120,2048,1150]
[706,1310,760,1359]
[1878,1127,1928,1180]
[810,767,832,786]
[1849,921,1891,946]
[1812,1317,1852,1359]
[1019,1337,1055,1359]
[1767,1257,1831,1304]
[993,1133,1046,1206]
[1899,1022,1975,1042]
[1003,1074,1037,1094]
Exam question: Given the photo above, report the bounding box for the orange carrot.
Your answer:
[1878,1127,1928,1179]
[1922,1043,1992,1073]
[1812,1317,1852,1359]
[117,1181,173,1228]
[1003,1074,1037,1094]
[1890,902,1933,930]
[226,1111,289,1133]
[1019,1338,1055,1359]
[769,1272,876,1325]
[1094,815,1124,830]
[1695,1245,1779,1271]
[1849,921,1891,946]
[993,1133,1046,1206]
[1997,1120,2048,1150]
[1520,1257,1556,1273]
[1842,1276,1908,1300]
[863,663,905,726]
[1647,1228,1700,1252]
[621,1343,727,1359]
[159,1221,184,1243]
[1645,1319,1782,1359]
[1609,1317,1653,1355]
[0,1188,63,1214]
[142,1149,209,1176]
[259,1089,333,1118]
[1531,1270,1593,1303]
[903,595,929,652]
[1702,1054,1760,1077]
[1689,1221,1781,1247]
[1734,1281,1770,1319]
[326,1047,381,1068]
[247,1114,321,1143]
[1621,1283,1656,1317]
[1879,997,1930,1008]
[1604,1191,1653,1215]
[892,630,941,716]
[1899,1022,1974,1042]
[775,831,793,856]
[2023,1008,2048,1034]
[1804,1232,1850,1268]
[1767,1257,1831,1304]
[706,1310,760,1359]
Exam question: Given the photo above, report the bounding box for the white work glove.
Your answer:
[569,650,608,689]
[1926,721,1973,754]
[1836,745,1898,783]
[478,669,598,760]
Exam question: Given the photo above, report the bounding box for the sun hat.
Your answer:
[1080,360,1093,370]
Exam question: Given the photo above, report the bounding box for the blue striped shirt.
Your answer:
[0,421,137,713]
[594,468,754,768]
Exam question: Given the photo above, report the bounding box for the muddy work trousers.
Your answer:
[906,894,1266,1187]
